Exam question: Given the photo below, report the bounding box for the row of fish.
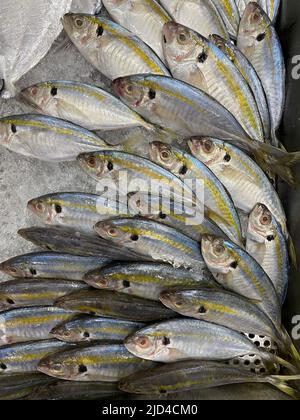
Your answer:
[1,0,299,400]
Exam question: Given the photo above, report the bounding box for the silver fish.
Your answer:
[102,0,171,63]
[0,373,55,400]
[210,0,240,38]
[21,81,152,131]
[236,0,280,23]
[62,14,170,80]
[246,204,289,305]
[0,114,111,162]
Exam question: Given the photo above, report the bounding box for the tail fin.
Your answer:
[267,375,300,399]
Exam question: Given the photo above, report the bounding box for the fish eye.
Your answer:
[107,228,118,237]
[174,298,184,307]
[148,89,156,100]
[130,234,139,241]
[51,363,63,373]
[31,87,38,96]
[11,124,17,134]
[256,33,266,42]
[198,51,208,63]
[137,336,150,348]
[260,214,271,225]
[177,31,190,44]
[160,150,171,161]
[214,244,225,255]
[86,156,97,168]
[35,201,45,213]
[97,26,104,36]
[55,204,62,214]
[98,278,109,287]
[51,87,58,97]
[107,161,114,171]
[7,267,18,274]
[75,18,84,28]
[125,84,134,95]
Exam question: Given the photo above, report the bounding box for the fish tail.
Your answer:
[251,142,300,186]
[267,375,300,400]
[288,234,298,268]
[271,354,299,373]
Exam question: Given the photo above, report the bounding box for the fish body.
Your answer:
[62,14,169,80]
[0,114,110,161]
[188,138,287,237]
[246,204,289,304]
[102,0,171,63]
[21,81,151,131]
[201,236,281,328]
[0,279,89,311]
[0,373,55,400]
[0,306,76,346]
[38,343,155,381]
[210,0,240,37]
[162,22,264,143]
[119,360,297,398]
[55,289,175,322]
[84,262,216,301]
[237,3,285,141]
[125,318,277,364]
[17,226,142,260]
[159,0,229,40]
[28,192,129,231]
[51,316,144,343]
[210,34,271,140]
[236,0,280,22]
[149,141,243,245]
[94,218,205,271]
[0,252,110,281]
[0,340,71,374]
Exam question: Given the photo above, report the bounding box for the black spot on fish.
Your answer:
[130,234,139,242]
[179,165,188,175]
[162,336,170,346]
[198,52,208,63]
[230,261,238,269]
[256,33,266,42]
[198,306,207,314]
[159,389,167,394]
[97,26,104,36]
[148,89,156,100]
[55,204,62,214]
[11,124,17,134]
[78,364,88,373]
[30,268,37,276]
[159,212,167,220]
[0,363,7,370]
[224,154,231,162]
[83,332,90,338]
[6,298,14,305]
[51,87,58,97]
[122,280,130,288]
[107,162,114,171]
[267,235,275,242]
[163,35,167,44]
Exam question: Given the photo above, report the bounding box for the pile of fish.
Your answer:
[0,0,300,400]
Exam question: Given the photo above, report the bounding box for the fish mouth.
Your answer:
[162,22,179,44]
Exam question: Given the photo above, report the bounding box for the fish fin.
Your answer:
[280,327,300,367]
[272,355,299,374]
[268,375,300,400]
[288,234,298,268]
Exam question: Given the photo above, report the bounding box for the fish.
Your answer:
[188,138,288,239]
[210,0,240,38]
[0,279,89,311]
[0,306,76,346]
[0,0,72,98]
[20,81,152,132]
[237,3,285,145]
[27,192,129,231]
[246,204,289,305]
[124,318,286,369]
[0,252,110,281]
[162,22,265,143]
[102,0,171,63]
[0,340,72,374]
[201,235,281,329]
[236,0,280,23]
[210,34,271,140]
[62,14,170,80]
[149,141,243,245]
[17,226,142,260]
[77,149,200,211]
[94,218,206,271]
[84,262,216,301]
[0,373,56,400]
[127,191,227,242]
[0,114,111,162]
[50,316,144,343]
[55,289,175,322]
[113,74,300,184]
[158,0,229,40]
[119,360,300,399]
[159,288,290,355]
[38,343,155,381]
[25,380,121,400]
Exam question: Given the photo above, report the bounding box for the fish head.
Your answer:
[112,76,148,109]
[0,257,33,278]
[125,330,171,362]
[50,323,87,343]
[77,152,112,180]
[162,22,200,66]
[94,220,136,246]
[160,289,195,316]
[127,191,152,217]
[84,269,121,291]
[0,118,17,147]
[209,35,236,63]
[20,82,57,112]
[238,3,270,52]
[27,195,63,224]
[149,142,187,175]
[188,137,226,167]
[201,235,236,275]
[38,353,83,380]
[62,14,103,46]
[0,294,16,312]
[248,203,277,244]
